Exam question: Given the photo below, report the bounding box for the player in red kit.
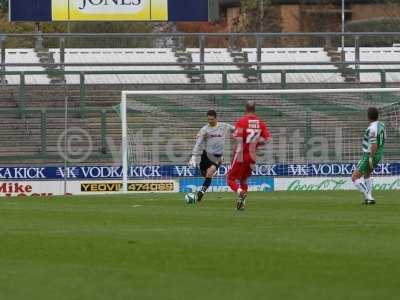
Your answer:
[228,101,271,210]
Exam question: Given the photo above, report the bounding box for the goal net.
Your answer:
[119,88,400,193]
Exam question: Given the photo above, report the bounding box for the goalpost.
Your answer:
[120,88,400,193]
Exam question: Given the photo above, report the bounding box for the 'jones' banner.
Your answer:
[53,0,168,21]
[10,0,210,21]
[0,163,399,180]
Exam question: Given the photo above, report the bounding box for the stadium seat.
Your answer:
[243,48,345,83]
[341,47,400,82]
[49,48,190,84]
[186,48,247,84]
[4,49,50,85]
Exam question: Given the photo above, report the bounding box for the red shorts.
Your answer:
[228,153,255,181]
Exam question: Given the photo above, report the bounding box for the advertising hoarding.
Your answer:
[0,163,398,180]
[9,0,212,21]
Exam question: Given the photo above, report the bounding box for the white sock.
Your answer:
[353,178,368,199]
[364,178,374,199]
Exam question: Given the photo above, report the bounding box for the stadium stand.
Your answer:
[4,49,50,85]
[1,47,357,85]
[342,47,400,82]
[1,42,400,164]
[243,48,345,83]
[186,48,247,84]
[50,48,190,84]
[5,46,400,85]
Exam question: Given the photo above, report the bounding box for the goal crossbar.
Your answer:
[122,88,400,98]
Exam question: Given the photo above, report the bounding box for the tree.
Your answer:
[345,0,400,46]
[236,0,281,33]
[0,14,154,48]
[0,0,8,12]
[379,0,400,19]
[228,0,281,47]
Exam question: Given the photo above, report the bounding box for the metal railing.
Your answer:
[0,68,397,120]
[0,107,112,162]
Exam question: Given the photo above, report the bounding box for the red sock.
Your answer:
[240,181,248,193]
[228,175,239,192]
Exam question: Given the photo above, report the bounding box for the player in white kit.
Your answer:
[188,110,235,202]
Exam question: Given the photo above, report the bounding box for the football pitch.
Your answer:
[1,191,400,300]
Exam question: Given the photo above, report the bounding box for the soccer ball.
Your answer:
[184,192,197,204]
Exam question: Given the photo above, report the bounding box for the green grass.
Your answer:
[1,191,400,300]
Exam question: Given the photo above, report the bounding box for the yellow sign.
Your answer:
[81,180,178,193]
[52,0,168,21]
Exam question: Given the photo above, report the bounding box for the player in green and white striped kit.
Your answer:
[352,107,386,205]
